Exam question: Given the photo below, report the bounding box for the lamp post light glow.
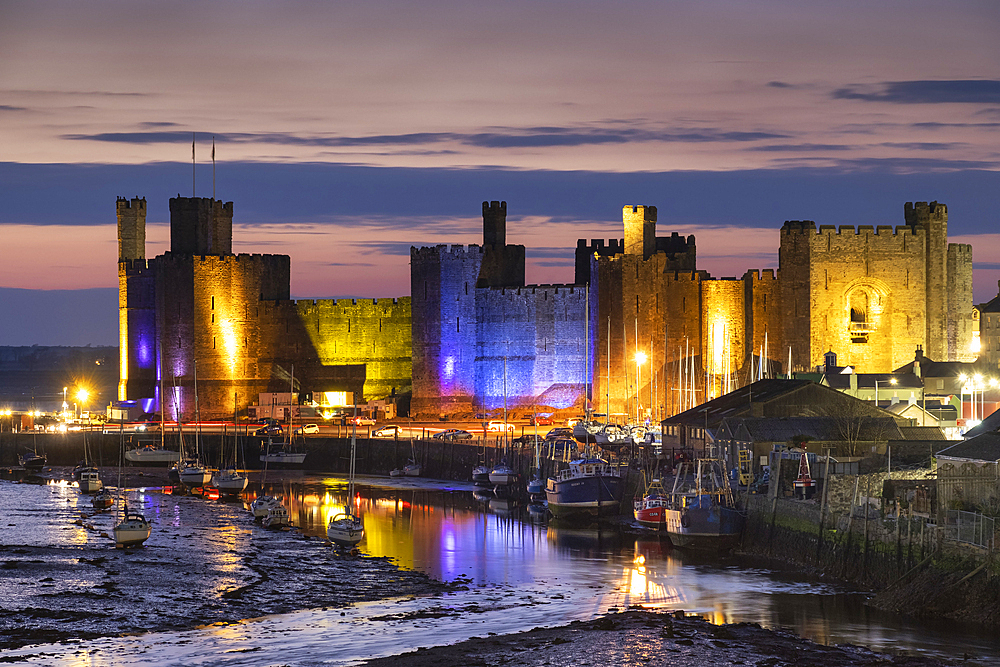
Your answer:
[634,351,647,424]
[875,376,897,407]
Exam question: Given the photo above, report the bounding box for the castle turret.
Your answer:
[483,200,506,247]
[169,196,233,255]
[905,201,948,360]
[117,196,146,260]
[624,205,656,259]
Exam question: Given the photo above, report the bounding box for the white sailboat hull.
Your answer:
[114,517,152,547]
[179,467,212,486]
[126,447,181,463]
[327,515,364,547]
[260,452,307,465]
[214,471,248,492]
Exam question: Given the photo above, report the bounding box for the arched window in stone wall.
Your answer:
[844,280,889,344]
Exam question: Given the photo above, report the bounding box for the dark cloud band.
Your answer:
[833,80,1000,104]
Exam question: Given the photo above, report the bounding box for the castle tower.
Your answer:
[624,205,656,259]
[117,196,156,402]
[483,200,506,246]
[117,196,146,260]
[169,196,233,255]
[477,200,525,288]
[905,201,948,360]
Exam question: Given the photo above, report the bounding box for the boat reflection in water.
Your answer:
[229,475,1000,665]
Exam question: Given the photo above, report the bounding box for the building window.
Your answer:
[211,296,215,310]
[213,336,216,349]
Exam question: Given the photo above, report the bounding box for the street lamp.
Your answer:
[634,351,647,424]
[874,376,897,407]
[62,387,68,419]
[76,388,89,420]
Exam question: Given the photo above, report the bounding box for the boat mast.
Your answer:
[606,317,611,422]
[193,360,200,463]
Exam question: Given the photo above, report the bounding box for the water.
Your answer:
[1,473,997,665]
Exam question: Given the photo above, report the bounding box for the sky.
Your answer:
[1,0,999,345]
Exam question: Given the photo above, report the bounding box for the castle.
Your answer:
[118,195,974,420]
[117,196,410,419]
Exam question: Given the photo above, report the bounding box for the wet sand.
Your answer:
[361,610,961,667]
[0,470,452,651]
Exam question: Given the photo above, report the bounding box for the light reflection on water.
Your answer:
[248,474,1000,664]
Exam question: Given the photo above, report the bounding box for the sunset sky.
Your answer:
[1,0,998,345]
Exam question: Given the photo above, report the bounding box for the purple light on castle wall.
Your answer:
[140,397,156,413]
[137,337,152,368]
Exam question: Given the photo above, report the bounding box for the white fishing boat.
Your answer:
[251,494,282,519]
[327,422,364,549]
[78,469,104,494]
[262,504,290,529]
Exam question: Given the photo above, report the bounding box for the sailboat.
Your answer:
[113,425,151,547]
[489,354,516,487]
[178,362,212,487]
[250,419,283,519]
[21,406,47,473]
[76,425,103,493]
[260,368,307,466]
[327,419,364,549]
[214,394,248,494]
[126,359,180,463]
[526,406,545,497]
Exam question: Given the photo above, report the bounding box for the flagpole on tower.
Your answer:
[191,133,196,197]
[212,136,216,201]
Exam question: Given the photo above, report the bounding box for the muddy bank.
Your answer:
[0,473,454,651]
[870,563,1000,629]
[361,610,959,667]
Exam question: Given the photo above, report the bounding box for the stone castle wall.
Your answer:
[475,284,591,412]
[410,244,485,415]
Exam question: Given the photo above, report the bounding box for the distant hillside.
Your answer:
[0,287,117,346]
[0,345,118,411]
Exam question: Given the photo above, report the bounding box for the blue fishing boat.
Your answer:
[544,457,622,519]
[664,457,744,551]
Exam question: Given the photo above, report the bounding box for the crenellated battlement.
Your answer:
[744,268,778,282]
[116,196,146,211]
[410,244,485,259]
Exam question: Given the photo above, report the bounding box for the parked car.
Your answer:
[254,424,283,436]
[487,420,515,432]
[545,427,573,441]
[374,425,400,438]
[529,414,553,426]
[546,437,579,457]
[512,434,545,448]
[294,423,320,435]
[350,415,376,426]
[433,428,474,441]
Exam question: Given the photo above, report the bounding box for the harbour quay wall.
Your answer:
[740,489,1000,629]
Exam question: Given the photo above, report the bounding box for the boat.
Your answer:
[526,410,545,497]
[251,493,282,519]
[663,457,745,551]
[113,422,151,547]
[544,456,623,519]
[214,397,248,494]
[390,461,421,477]
[633,477,669,529]
[488,462,517,486]
[125,444,181,463]
[262,504,290,529]
[260,440,307,466]
[176,363,212,487]
[78,469,104,494]
[327,420,364,549]
[260,369,308,466]
[92,487,114,510]
[472,464,491,486]
[19,451,47,473]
